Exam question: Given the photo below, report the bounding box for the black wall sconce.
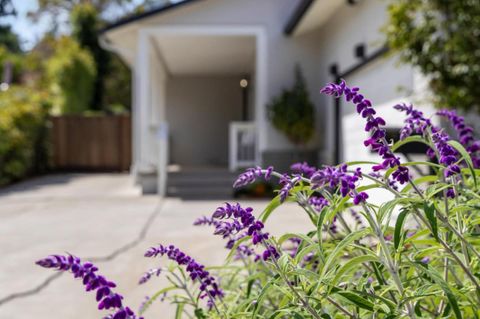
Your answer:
[355,43,366,60]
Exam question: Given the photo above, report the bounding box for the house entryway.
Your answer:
[131,26,266,195]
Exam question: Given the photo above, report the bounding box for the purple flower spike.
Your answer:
[353,192,369,205]
[36,255,142,319]
[438,109,480,168]
[446,188,456,198]
[321,81,409,184]
[395,104,460,182]
[233,166,273,188]
[279,175,301,202]
[138,268,162,285]
[421,256,431,264]
[290,162,317,178]
[210,203,279,261]
[145,244,223,307]
[310,164,363,198]
[308,195,329,212]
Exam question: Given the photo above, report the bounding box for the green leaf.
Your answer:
[394,209,409,250]
[329,255,378,290]
[336,291,375,312]
[320,228,371,279]
[259,195,282,222]
[194,308,206,319]
[401,175,438,193]
[412,262,463,319]
[175,303,185,319]
[424,202,438,240]
[391,135,430,152]
[139,286,178,314]
[448,140,477,188]
[344,160,379,166]
[252,275,280,318]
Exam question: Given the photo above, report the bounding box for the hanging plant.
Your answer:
[268,65,315,145]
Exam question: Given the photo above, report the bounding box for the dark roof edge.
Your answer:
[283,0,315,36]
[100,0,202,34]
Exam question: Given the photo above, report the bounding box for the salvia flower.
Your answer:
[438,109,480,168]
[395,103,460,178]
[321,81,409,184]
[36,255,141,319]
[233,166,273,188]
[138,268,162,285]
[290,162,317,178]
[310,164,364,199]
[278,175,301,202]
[353,191,369,205]
[421,256,431,264]
[308,195,329,212]
[144,244,223,306]
[210,203,279,261]
[329,216,338,234]
[350,209,364,228]
[195,214,260,261]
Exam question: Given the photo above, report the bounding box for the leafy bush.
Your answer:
[0,45,24,84]
[268,66,315,145]
[37,81,480,318]
[46,36,96,114]
[385,0,480,112]
[0,86,51,185]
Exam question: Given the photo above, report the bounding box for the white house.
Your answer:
[100,0,434,195]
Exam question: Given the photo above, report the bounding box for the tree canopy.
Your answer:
[385,0,480,112]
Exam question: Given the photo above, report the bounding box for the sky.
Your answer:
[0,0,153,51]
[1,1,54,50]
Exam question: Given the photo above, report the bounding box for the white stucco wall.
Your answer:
[165,76,243,166]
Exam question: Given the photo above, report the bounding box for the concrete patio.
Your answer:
[0,173,311,318]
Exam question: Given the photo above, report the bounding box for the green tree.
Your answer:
[268,66,315,145]
[385,0,480,111]
[70,3,131,112]
[46,36,96,114]
[70,3,108,111]
[0,25,20,53]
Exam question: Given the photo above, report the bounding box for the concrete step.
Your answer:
[166,168,238,199]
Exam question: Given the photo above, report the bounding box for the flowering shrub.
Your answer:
[37,81,480,318]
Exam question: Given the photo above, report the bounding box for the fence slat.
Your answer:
[51,115,131,171]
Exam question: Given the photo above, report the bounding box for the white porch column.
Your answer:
[134,30,154,175]
[254,28,268,166]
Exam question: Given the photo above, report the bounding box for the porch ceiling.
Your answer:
[152,34,255,75]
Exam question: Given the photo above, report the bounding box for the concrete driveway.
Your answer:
[0,173,311,319]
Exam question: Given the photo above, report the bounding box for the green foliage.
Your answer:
[385,0,480,111]
[0,24,21,53]
[71,3,109,111]
[268,66,315,145]
[0,86,51,185]
[46,36,96,114]
[102,54,131,112]
[0,44,23,83]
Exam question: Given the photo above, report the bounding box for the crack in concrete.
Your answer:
[0,199,164,307]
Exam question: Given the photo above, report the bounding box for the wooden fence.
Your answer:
[51,115,131,171]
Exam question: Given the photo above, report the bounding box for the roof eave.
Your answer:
[100,0,203,34]
[283,0,314,36]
